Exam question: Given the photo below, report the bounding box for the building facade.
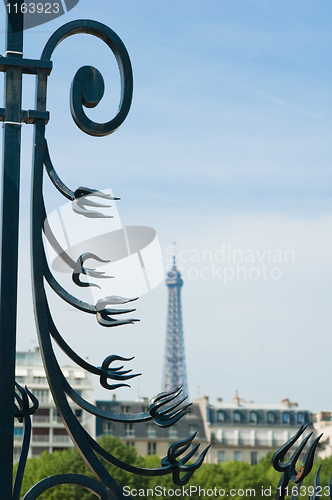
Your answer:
[96,397,208,458]
[195,393,314,464]
[313,411,332,459]
[14,349,95,462]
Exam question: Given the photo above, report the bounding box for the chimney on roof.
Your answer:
[233,390,240,406]
[281,398,298,408]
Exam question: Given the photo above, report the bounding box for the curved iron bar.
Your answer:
[42,201,77,271]
[41,20,133,137]
[44,251,139,326]
[42,188,117,279]
[21,474,111,500]
[60,367,191,427]
[149,387,192,427]
[72,252,112,289]
[29,19,207,499]
[161,433,210,486]
[13,384,39,500]
[44,137,120,203]
[48,305,140,383]
[83,427,210,483]
[43,138,74,200]
[272,425,322,500]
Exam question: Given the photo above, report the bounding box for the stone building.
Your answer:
[195,393,314,464]
[313,411,332,459]
[96,397,208,458]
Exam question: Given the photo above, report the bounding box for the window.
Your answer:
[147,424,156,438]
[53,409,62,423]
[297,413,305,424]
[218,451,225,463]
[126,442,135,447]
[33,376,46,384]
[249,412,258,424]
[103,422,113,435]
[233,411,241,423]
[148,442,156,455]
[282,413,290,424]
[33,408,49,423]
[267,412,275,424]
[125,423,134,437]
[122,406,130,414]
[234,451,242,461]
[53,429,67,443]
[14,427,23,438]
[217,410,226,422]
[168,426,178,438]
[32,389,49,403]
[251,452,258,465]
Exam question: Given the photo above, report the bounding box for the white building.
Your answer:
[14,349,95,462]
[195,393,314,465]
[313,411,332,459]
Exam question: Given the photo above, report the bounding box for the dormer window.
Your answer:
[267,412,275,424]
[282,412,290,424]
[217,410,226,422]
[249,411,258,424]
[233,410,242,423]
[297,413,305,424]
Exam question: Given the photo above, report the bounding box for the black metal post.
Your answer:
[0,4,24,498]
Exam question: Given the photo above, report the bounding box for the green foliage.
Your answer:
[14,436,149,500]
[13,438,332,500]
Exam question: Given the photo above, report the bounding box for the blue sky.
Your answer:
[1,0,332,411]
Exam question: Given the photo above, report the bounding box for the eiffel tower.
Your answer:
[161,256,189,399]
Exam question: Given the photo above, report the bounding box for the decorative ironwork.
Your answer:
[0,3,209,499]
[0,4,329,500]
[272,425,322,500]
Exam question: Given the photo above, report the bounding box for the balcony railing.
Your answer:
[52,416,82,424]
[213,438,287,447]
[33,415,50,423]
[52,435,70,443]
[53,416,63,424]
[32,435,49,442]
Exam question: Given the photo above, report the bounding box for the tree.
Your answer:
[14,439,331,500]
[14,436,149,500]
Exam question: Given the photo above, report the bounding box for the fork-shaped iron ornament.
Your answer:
[272,425,322,500]
[0,4,210,499]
